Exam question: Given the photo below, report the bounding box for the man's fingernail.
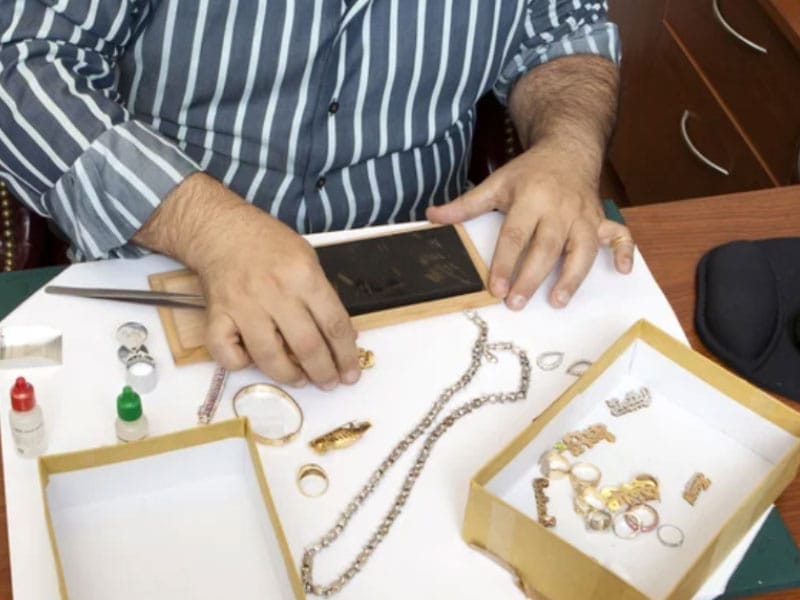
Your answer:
[508,294,526,310]
[320,380,338,391]
[491,278,509,297]
[342,369,360,384]
[555,290,571,306]
[290,378,307,388]
[621,257,632,272]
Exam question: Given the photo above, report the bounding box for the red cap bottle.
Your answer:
[10,377,36,412]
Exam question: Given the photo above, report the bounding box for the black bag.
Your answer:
[696,238,800,401]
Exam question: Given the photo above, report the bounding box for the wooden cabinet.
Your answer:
[608,0,800,204]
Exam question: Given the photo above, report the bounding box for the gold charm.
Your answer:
[560,423,616,456]
[309,420,372,454]
[358,348,375,369]
[533,478,556,528]
[601,474,660,512]
[682,473,711,506]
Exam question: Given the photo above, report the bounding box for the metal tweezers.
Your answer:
[45,285,207,309]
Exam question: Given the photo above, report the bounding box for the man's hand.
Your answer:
[134,173,360,389]
[426,138,634,310]
[428,54,631,310]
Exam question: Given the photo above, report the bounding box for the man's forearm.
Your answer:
[507,55,619,181]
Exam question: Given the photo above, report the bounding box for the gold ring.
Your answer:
[610,235,634,249]
[538,449,570,480]
[586,509,612,532]
[232,383,304,446]
[569,462,601,493]
[297,463,329,497]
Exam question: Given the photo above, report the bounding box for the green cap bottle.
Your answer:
[117,386,143,422]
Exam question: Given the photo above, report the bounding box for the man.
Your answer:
[0,1,634,390]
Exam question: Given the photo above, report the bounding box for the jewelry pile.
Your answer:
[535,389,711,550]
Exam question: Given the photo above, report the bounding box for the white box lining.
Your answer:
[46,438,295,600]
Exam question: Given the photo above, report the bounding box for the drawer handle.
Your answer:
[712,0,768,54]
[796,143,800,183]
[680,110,730,176]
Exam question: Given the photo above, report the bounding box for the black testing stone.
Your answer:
[317,225,484,316]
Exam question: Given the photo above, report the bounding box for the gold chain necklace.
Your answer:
[301,311,531,596]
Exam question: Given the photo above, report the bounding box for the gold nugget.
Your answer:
[683,473,711,506]
[533,478,556,528]
[309,420,372,454]
[358,348,375,369]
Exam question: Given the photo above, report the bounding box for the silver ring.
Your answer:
[625,504,659,533]
[613,511,641,540]
[657,524,685,547]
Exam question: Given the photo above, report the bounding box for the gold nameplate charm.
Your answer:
[601,474,660,512]
[533,478,556,528]
[683,473,711,506]
[559,423,616,457]
[309,420,372,454]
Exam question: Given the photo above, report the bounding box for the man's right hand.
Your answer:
[134,173,360,390]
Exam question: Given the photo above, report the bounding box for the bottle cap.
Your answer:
[117,386,143,422]
[10,377,36,412]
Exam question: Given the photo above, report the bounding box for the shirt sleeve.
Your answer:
[493,0,621,105]
[0,0,199,260]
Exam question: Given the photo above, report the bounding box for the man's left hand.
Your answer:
[426,139,634,310]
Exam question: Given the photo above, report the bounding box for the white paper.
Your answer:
[0,214,771,599]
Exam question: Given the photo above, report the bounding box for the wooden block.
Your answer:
[149,224,499,366]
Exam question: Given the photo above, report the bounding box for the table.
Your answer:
[624,185,800,599]
[0,186,798,599]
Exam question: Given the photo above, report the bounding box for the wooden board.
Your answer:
[149,223,499,365]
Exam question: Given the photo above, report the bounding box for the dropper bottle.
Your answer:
[9,377,47,457]
[116,386,149,443]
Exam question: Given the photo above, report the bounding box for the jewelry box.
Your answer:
[463,319,800,600]
[38,418,305,600]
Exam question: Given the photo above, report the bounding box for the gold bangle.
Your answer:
[233,383,304,446]
[297,463,329,498]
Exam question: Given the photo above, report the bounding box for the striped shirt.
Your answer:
[0,1,619,260]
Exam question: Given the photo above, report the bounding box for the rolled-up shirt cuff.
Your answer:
[494,20,621,105]
[42,120,199,260]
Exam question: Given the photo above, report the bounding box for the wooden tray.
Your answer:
[149,223,498,365]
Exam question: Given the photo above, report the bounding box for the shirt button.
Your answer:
[316,176,326,190]
[328,101,339,114]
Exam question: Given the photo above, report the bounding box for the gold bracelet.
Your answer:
[233,383,304,446]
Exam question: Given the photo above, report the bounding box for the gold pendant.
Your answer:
[309,420,372,454]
